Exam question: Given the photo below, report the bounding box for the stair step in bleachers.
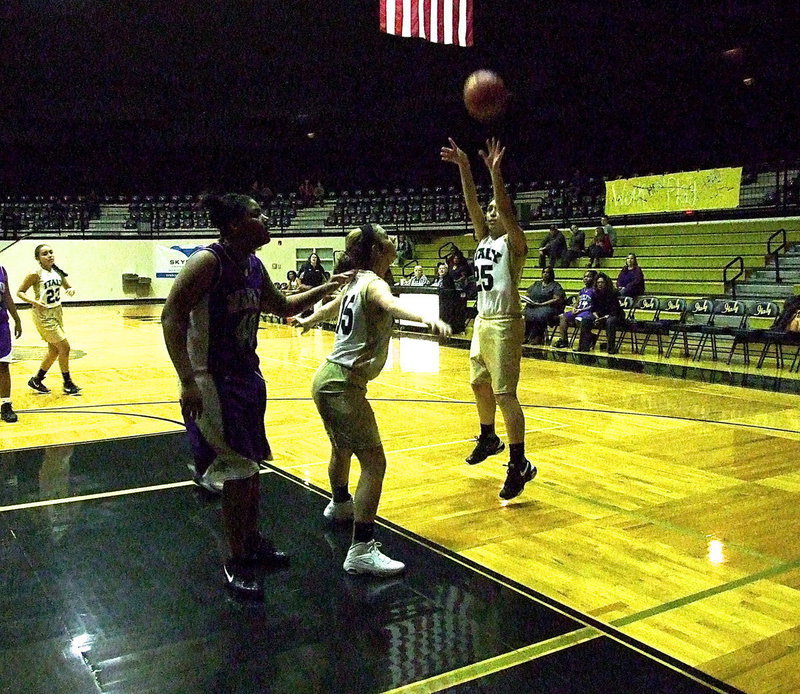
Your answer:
[408,218,800,302]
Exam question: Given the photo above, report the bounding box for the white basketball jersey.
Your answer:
[474,234,524,317]
[35,268,64,308]
[327,270,394,382]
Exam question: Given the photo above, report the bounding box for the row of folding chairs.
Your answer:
[612,296,800,370]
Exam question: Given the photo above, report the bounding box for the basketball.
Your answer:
[463,70,508,122]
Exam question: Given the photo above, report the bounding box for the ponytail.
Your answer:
[34,244,68,277]
[343,223,386,270]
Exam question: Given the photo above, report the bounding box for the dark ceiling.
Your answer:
[2,1,798,191]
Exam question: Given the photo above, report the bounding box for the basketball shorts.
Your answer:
[33,305,66,344]
[469,314,524,394]
[312,360,381,451]
[0,320,11,362]
[563,309,593,324]
[185,370,266,482]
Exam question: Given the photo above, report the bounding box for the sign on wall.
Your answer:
[605,167,742,215]
[155,244,202,278]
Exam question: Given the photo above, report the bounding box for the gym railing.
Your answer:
[767,228,788,283]
[723,256,745,298]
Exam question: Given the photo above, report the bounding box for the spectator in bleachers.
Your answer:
[601,216,617,247]
[563,224,586,267]
[522,266,565,344]
[552,269,597,348]
[299,179,315,207]
[298,253,329,288]
[576,272,624,353]
[538,225,567,268]
[587,226,613,267]
[403,265,430,287]
[773,296,800,332]
[285,270,301,292]
[313,181,325,206]
[448,248,474,294]
[616,253,645,298]
[431,262,452,288]
[396,234,413,261]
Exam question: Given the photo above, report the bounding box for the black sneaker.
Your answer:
[223,559,264,600]
[28,377,50,394]
[248,534,290,568]
[63,382,82,395]
[499,460,537,500]
[466,434,505,465]
[1,403,17,423]
[551,339,568,349]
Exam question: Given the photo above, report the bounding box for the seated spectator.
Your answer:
[552,270,597,348]
[576,272,625,353]
[431,262,453,288]
[601,215,617,247]
[587,227,613,267]
[563,224,586,267]
[404,265,430,286]
[774,296,800,332]
[298,252,329,287]
[616,253,645,298]
[538,225,567,268]
[522,266,565,344]
[286,270,301,292]
[448,248,475,295]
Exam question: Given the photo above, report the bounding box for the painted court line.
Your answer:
[0,469,274,514]
[381,627,600,694]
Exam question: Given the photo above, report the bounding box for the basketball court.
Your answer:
[2,304,798,692]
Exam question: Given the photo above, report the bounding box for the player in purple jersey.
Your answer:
[162,193,354,599]
[0,265,22,422]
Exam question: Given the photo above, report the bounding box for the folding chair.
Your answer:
[638,297,687,356]
[613,295,659,354]
[664,298,715,359]
[727,301,780,366]
[756,309,800,371]
[693,299,747,362]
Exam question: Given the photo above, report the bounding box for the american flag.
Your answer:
[380,0,473,47]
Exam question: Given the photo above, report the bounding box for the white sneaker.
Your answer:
[323,498,354,522]
[343,540,405,577]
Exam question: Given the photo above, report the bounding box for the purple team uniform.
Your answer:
[185,243,271,478]
[0,267,11,360]
[564,287,595,321]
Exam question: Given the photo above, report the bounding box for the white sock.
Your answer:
[1,398,10,405]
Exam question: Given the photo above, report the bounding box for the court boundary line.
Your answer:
[0,430,746,693]
[9,396,800,437]
[266,466,745,694]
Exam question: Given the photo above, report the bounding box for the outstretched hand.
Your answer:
[440,138,469,168]
[478,137,505,172]
[330,270,357,286]
[290,316,314,335]
[427,319,453,337]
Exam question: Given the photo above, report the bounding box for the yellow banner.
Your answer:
[604,167,742,215]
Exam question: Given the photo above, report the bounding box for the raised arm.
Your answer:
[261,270,355,317]
[441,138,489,242]
[479,138,527,257]
[367,279,451,335]
[294,292,345,334]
